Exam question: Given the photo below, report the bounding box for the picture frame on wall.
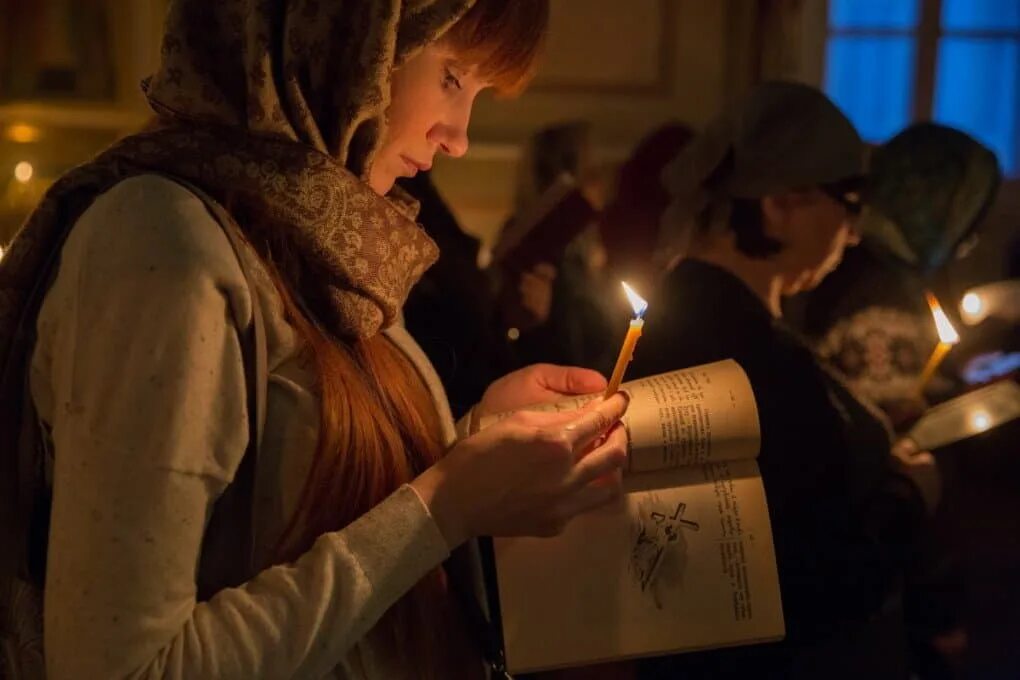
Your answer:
[0,0,115,103]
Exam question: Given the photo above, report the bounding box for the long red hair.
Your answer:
[268,1,549,673]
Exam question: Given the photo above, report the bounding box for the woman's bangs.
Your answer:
[443,0,549,96]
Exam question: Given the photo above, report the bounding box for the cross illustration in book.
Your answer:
[631,500,700,609]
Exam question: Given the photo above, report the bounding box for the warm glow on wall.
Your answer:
[4,123,43,144]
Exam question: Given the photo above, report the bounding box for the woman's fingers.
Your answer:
[562,392,629,453]
[566,423,629,490]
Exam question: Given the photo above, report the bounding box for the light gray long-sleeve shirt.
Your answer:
[29,174,468,679]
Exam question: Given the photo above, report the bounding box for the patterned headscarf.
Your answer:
[859,122,1000,274]
[0,0,475,575]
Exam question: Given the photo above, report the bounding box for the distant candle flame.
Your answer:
[961,292,982,316]
[960,290,987,325]
[622,281,648,319]
[926,292,959,345]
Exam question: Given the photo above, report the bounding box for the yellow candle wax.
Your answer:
[918,341,952,393]
[918,292,960,393]
[605,318,644,398]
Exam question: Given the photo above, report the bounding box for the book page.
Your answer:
[494,459,784,673]
[479,359,761,472]
[908,380,1020,451]
[622,359,760,472]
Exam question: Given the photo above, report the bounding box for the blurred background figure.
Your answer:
[403,120,698,415]
[399,170,514,418]
[598,122,696,297]
[489,121,697,375]
[489,120,606,369]
[794,123,1001,427]
[789,121,1001,680]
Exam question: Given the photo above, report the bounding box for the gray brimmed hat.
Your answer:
[659,81,866,253]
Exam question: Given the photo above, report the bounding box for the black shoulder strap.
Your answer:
[1,202,80,584]
[447,538,513,678]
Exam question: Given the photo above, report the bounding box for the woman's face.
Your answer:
[763,189,861,295]
[368,43,490,195]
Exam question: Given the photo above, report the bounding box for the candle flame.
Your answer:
[926,292,960,344]
[971,410,991,432]
[621,281,648,319]
[960,290,987,325]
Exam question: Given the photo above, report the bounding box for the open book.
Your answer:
[482,359,784,673]
[908,379,1020,451]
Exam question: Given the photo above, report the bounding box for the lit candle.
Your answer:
[918,291,960,392]
[605,282,648,398]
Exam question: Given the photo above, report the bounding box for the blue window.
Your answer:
[825,37,916,141]
[823,0,1020,175]
[934,38,1020,174]
[941,0,1020,31]
[823,0,919,144]
[829,0,920,30]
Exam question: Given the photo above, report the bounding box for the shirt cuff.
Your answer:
[335,485,452,594]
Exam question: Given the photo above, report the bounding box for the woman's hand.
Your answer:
[411,393,629,546]
[477,363,607,417]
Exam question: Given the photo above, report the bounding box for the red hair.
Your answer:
[270,2,550,672]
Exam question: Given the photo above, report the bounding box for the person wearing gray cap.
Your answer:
[632,82,936,679]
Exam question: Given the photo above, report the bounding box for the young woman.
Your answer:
[0,1,629,677]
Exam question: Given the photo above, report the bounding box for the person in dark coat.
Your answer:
[635,82,937,680]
